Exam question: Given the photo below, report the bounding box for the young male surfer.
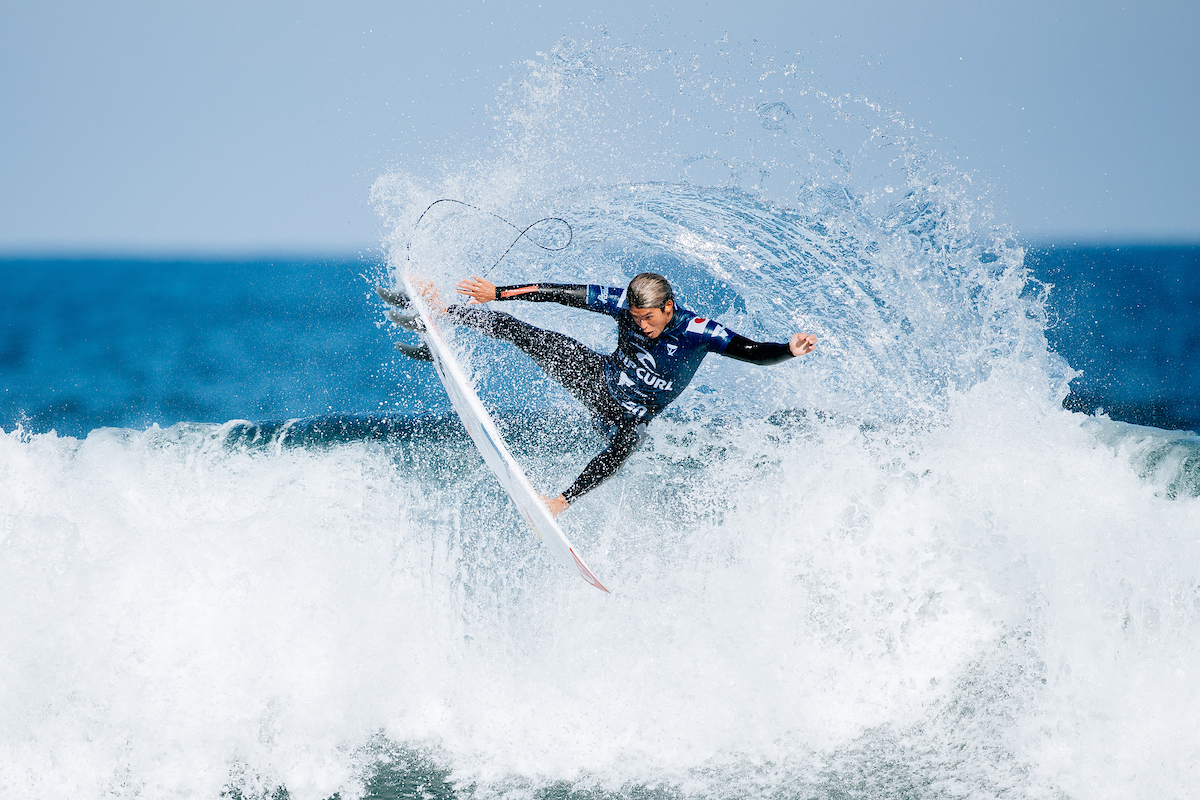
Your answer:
[388,272,816,517]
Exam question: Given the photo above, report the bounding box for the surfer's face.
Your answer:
[629,300,674,339]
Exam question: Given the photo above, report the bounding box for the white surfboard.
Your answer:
[398,276,610,593]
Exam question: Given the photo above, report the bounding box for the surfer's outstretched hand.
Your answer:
[457,276,497,304]
[541,494,570,518]
[789,332,817,357]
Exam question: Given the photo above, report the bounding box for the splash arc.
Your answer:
[399,275,610,593]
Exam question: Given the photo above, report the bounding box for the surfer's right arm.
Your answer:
[456,276,589,309]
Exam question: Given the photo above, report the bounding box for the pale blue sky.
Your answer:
[1,1,1196,254]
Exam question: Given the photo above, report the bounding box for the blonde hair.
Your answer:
[627,272,674,310]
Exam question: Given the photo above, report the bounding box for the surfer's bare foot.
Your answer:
[542,494,570,518]
[408,277,448,313]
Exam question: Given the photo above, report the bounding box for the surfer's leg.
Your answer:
[561,418,649,504]
[447,306,615,417]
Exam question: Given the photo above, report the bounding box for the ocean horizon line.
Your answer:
[0,247,384,263]
[2,239,1200,264]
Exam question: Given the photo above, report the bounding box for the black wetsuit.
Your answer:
[448,283,795,504]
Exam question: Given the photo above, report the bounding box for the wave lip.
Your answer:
[1084,415,1200,498]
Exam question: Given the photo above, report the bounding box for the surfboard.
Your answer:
[387,277,610,593]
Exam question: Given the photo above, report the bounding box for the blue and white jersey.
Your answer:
[585,285,736,419]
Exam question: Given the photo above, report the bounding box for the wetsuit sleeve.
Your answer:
[719,334,794,366]
[561,421,646,504]
[493,283,588,309]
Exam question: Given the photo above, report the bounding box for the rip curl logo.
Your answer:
[638,371,673,391]
[637,370,672,392]
[625,345,672,390]
[618,358,673,392]
[666,343,678,356]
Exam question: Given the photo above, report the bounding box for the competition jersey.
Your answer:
[584,285,735,419]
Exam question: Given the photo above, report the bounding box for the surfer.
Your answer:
[387,273,816,517]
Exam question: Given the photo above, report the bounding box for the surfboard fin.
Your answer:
[386,308,424,331]
[376,285,411,307]
[395,341,432,362]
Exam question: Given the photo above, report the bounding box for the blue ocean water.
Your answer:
[0,256,443,437]
[3,40,1200,800]
[1028,245,1200,432]
[3,247,1198,438]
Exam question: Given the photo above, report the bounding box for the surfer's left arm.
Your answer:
[456,276,589,309]
[719,332,817,365]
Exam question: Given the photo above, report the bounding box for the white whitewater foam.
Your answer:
[2,370,1197,799]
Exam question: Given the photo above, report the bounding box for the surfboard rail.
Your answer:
[399,276,610,593]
